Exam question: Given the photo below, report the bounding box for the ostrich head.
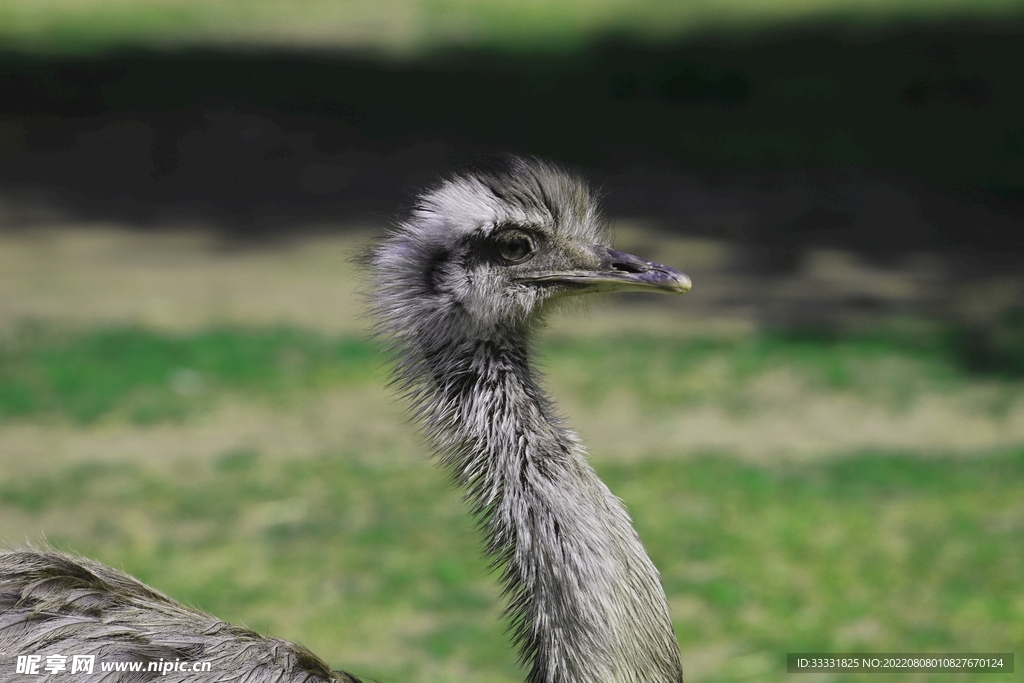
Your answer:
[369,157,690,346]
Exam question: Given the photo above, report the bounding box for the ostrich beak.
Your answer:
[520,246,691,295]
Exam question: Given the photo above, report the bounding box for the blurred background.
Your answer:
[1,1,1022,681]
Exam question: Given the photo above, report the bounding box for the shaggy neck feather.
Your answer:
[410,321,683,683]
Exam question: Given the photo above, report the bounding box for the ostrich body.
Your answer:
[0,158,689,683]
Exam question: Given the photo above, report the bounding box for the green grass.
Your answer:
[5,324,1021,424]
[1,324,1022,680]
[0,0,1020,55]
[0,326,383,423]
[2,448,1021,682]
[545,324,1024,416]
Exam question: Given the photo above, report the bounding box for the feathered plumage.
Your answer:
[0,550,355,682]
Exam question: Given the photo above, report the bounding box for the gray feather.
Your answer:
[0,549,355,682]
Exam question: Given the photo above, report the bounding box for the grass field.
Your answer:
[0,0,1021,55]
[1,322,1022,682]
[1,227,1021,681]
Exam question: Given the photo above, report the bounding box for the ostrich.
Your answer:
[0,157,690,683]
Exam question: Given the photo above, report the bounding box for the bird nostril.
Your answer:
[611,260,646,274]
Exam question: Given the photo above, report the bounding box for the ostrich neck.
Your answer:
[416,327,683,683]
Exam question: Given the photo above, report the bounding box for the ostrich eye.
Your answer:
[494,230,535,265]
